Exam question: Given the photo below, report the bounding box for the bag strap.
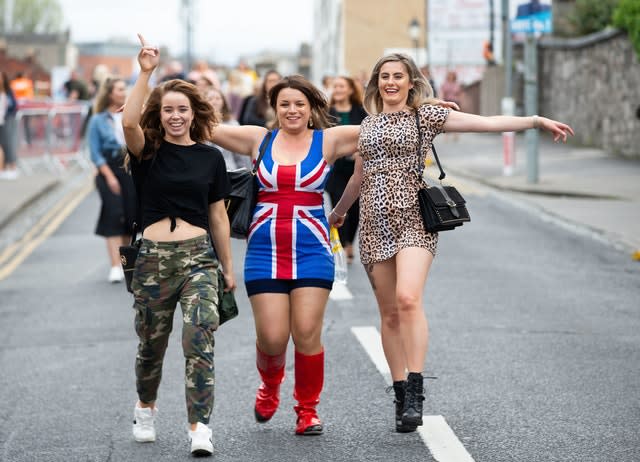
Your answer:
[415,110,446,181]
[252,130,272,175]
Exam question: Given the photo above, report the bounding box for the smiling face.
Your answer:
[160,90,195,142]
[109,80,127,108]
[377,61,413,112]
[331,77,353,105]
[275,87,311,132]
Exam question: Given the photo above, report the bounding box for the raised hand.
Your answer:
[136,33,159,73]
[539,117,575,143]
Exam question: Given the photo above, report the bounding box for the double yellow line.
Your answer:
[0,176,95,281]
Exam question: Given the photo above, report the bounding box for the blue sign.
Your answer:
[511,1,553,34]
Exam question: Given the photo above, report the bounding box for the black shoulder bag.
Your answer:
[225,131,272,239]
[415,112,470,232]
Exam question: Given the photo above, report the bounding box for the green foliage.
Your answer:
[613,0,640,58]
[568,0,619,36]
[0,0,63,34]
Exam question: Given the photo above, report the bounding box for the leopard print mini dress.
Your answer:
[357,103,450,265]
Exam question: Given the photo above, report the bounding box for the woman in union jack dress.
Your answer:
[211,75,364,435]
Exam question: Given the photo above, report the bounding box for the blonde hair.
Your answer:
[363,53,438,114]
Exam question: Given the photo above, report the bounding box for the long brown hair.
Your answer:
[268,75,332,129]
[140,79,217,153]
[93,76,124,114]
[329,75,363,108]
[363,53,437,115]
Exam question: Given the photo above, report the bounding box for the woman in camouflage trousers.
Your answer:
[122,34,234,457]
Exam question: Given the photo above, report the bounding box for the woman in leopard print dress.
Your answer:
[329,53,573,433]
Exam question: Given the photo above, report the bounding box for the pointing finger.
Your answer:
[137,33,147,47]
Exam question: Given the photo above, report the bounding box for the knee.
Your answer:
[380,306,400,331]
[292,324,322,351]
[396,292,420,313]
[182,324,214,359]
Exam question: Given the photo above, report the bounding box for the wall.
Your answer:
[539,29,640,158]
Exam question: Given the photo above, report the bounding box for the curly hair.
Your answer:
[363,53,437,115]
[268,75,333,129]
[140,79,218,154]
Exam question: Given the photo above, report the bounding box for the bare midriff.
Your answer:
[143,217,207,242]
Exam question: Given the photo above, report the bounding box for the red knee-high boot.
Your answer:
[293,349,324,435]
[254,345,286,423]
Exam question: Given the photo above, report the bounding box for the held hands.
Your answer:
[137,33,159,73]
[328,209,346,228]
[537,116,575,143]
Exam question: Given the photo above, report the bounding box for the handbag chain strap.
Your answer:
[252,130,273,176]
[414,111,446,181]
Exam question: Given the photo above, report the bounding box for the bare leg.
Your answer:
[106,236,122,267]
[364,259,408,381]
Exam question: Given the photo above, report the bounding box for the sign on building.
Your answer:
[428,0,502,87]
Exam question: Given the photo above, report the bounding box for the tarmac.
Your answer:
[0,132,638,258]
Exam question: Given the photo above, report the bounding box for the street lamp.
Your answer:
[408,18,420,64]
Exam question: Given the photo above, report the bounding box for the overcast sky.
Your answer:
[57,0,314,65]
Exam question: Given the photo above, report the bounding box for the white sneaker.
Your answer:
[188,422,213,456]
[108,266,124,283]
[132,405,157,442]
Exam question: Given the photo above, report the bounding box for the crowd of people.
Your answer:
[103,34,573,458]
[3,34,573,457]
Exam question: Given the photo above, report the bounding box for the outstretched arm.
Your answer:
[210,124,268,159]
[328,155,363,228]
[122,33,159,157]
[323,125,361,164]
[443,111,574,142]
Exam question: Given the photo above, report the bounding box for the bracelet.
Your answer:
[532,115,540,129]
[331,209,347,218]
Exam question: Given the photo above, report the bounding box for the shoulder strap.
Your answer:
[415,110,446,181]
[252,130,272,175]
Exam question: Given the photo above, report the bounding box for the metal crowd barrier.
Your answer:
[14,103,92,175]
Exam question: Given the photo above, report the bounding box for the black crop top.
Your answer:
[130,141,230,233]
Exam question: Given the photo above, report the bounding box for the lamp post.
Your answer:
[408,18,420,64]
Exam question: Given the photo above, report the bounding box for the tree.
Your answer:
[613,0,640,59]
[568,0,619,36]
[0,0,64,34]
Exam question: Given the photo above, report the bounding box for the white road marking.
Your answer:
[329,281,353,301]
[418,416,476,462]
[351,326,476,462]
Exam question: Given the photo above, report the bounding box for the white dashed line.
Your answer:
[329,281,353,301]
[351,326,476,462]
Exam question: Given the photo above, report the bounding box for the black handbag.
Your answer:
[217,268,238,325]
[119,223,141,294]
[226,131,272,239]
[415,112,470,233]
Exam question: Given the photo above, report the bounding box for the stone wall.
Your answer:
[539,29,640,158]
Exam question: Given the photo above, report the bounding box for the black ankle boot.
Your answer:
[402,372,425,427]
[392,381,417,433]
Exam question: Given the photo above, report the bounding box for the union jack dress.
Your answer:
[244,129,334,282]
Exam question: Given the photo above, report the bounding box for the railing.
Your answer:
[14,102,93,175]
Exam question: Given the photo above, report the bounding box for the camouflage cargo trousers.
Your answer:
[131,234,220,424]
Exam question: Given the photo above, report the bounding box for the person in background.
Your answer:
[64,70,90,101]
[326,76,368,263]
[321,75,334,99]
[187,60,221,90]
[329,53,573,434]
[420,65,437,97]
[160,60,186,82]
[86,77,137,283]
[123,34,234,457]
[0,71,18,180]
[239,69,281,127]
[439,70,463,140]
[206,87,251,170]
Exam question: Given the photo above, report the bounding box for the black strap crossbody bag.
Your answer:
[415,111,470,232]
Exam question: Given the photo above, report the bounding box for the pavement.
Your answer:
[0,132,639,257]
